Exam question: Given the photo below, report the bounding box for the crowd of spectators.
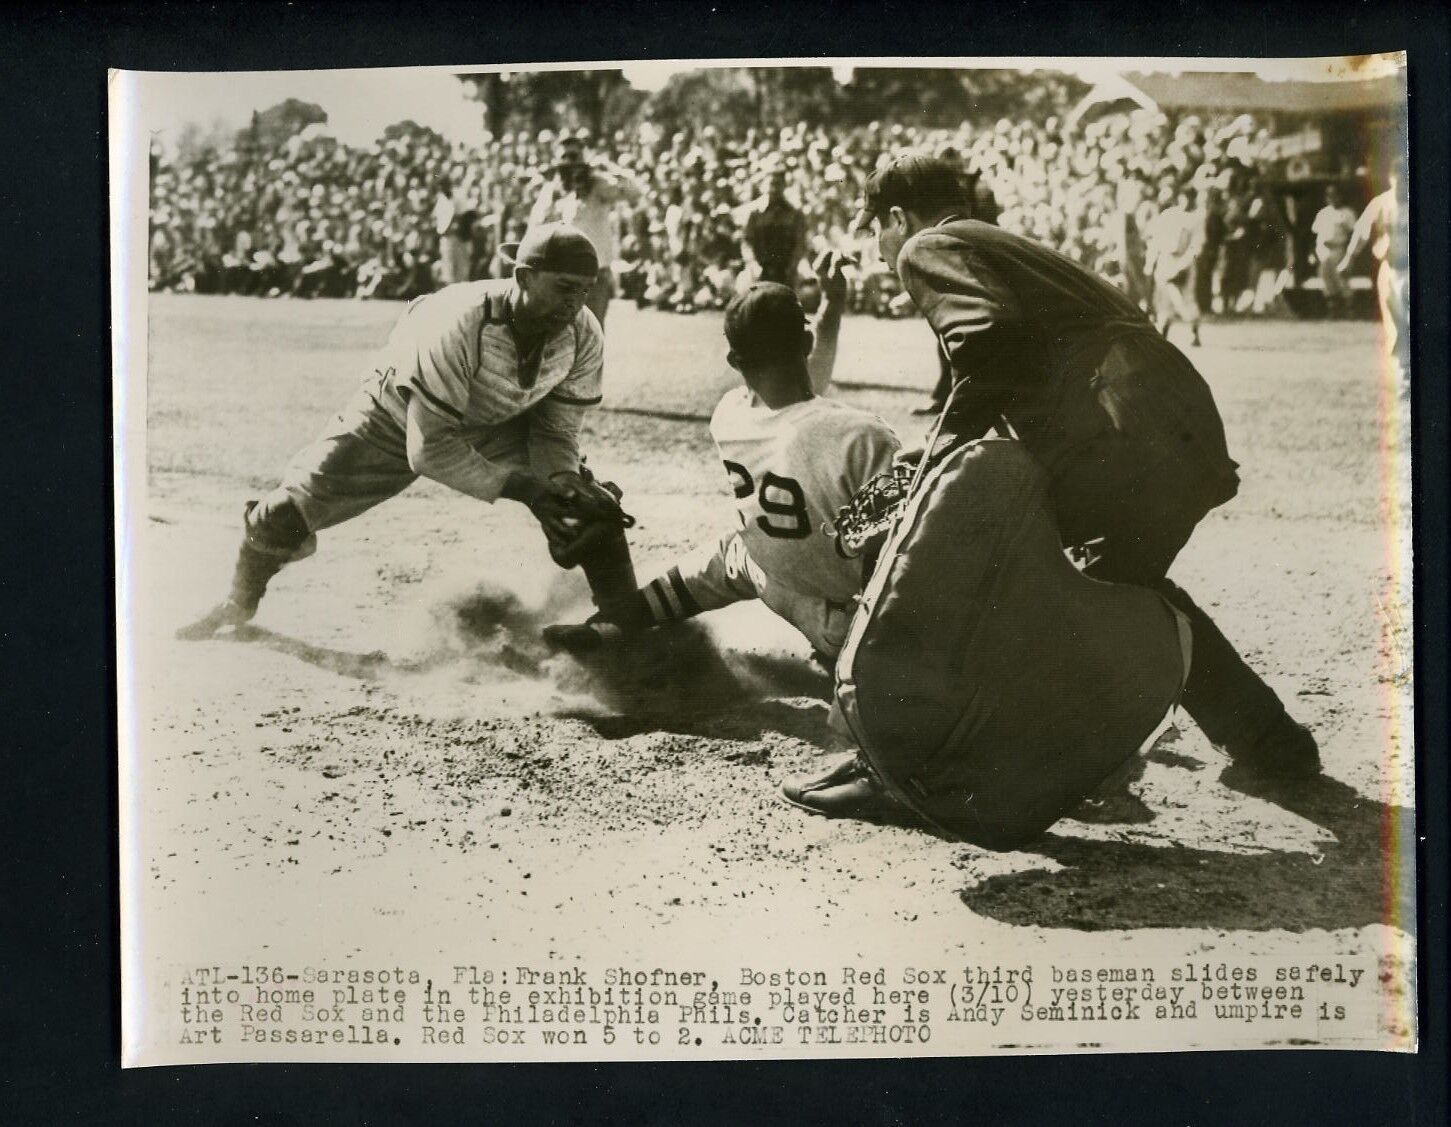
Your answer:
[148,105,1357,318]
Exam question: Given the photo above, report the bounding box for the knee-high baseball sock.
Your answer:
[229,495,313,612]
[579,525,641,624]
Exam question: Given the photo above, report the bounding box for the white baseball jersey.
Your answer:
[1311,204,1357,255]
[638,388,899,657]
[1147,205,1203,282]
[333,279,603,496]
[709,387,900,603]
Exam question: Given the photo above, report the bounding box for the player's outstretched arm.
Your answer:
[806,250,849,395]
[525,394,591,481]
[527,318,603,478]
[594,161,647,203]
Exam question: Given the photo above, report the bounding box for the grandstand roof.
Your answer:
[1119,71,1403,115]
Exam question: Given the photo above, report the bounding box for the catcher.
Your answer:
[177,223,639,641]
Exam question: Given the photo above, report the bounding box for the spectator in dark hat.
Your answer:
[742,167,809,288]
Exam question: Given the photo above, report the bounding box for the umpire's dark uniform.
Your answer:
[898,217,1304,763]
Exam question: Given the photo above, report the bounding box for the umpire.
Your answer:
[852,154,1318,778]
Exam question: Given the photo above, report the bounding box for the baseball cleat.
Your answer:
[541,618,626,655]
[780,754,906,822]
[1070,787,1155,825]
[175,597,256,641]
[1069,752,1155,824]
[1224,715,1322,780]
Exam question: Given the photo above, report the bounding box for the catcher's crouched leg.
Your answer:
[176,493,316,640]
[537,467,656,652]
[541,524,656,654]
[232,494,317,610]
[575,523,639,623]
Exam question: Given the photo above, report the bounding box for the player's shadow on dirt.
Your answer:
[233,623,555,682]
[235,619,837,746]
[560,696,835,745]
[556,636,835,743]
[960,772,1413,933]
[232,626,402,678]
[523,612,837,744]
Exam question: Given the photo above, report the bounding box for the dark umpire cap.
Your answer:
[503,222,599,276]
[850,151,972,233]
[724,282,807,361]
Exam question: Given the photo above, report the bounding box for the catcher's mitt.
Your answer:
[829,461,918,559]
[540,461,636,569]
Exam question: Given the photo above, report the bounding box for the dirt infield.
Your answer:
[125,295,1415,1057]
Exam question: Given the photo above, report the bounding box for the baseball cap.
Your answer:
[502,223,599,277]
[850,151,968,233]
[724,283,807,362]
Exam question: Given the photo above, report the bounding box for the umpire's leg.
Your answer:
[1151,577,1293,753]
[1054,438,1319,776]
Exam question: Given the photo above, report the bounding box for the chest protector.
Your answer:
[834,439,1190,849]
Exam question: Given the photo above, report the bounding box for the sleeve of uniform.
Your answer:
[398,297,476,421]
[595,165,646,205]
[839,420,901,497]
[897,230,1024,436]
[525,313,604,478]
[743,208,762,250]
[527,179,556,229]
[805,293,844,395]
[398,302,519,503]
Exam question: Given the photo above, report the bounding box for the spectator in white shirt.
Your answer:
[1311,184,1358,318]
[1339,160,1409,376]
[1146,188,1204,347]
[528,135,647,327]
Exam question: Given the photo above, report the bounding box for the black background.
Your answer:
[2,2,1446,1122]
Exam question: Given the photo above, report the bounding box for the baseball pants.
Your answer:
[644,533,855,661]
[1154,274,1200,324]
[255,411,533,537]
[1045,334,1291,756]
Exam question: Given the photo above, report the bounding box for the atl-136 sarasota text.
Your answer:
[170,960,1370,1052]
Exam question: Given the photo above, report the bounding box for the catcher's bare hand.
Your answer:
[502,471,578,541]
[506,466,635,568]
